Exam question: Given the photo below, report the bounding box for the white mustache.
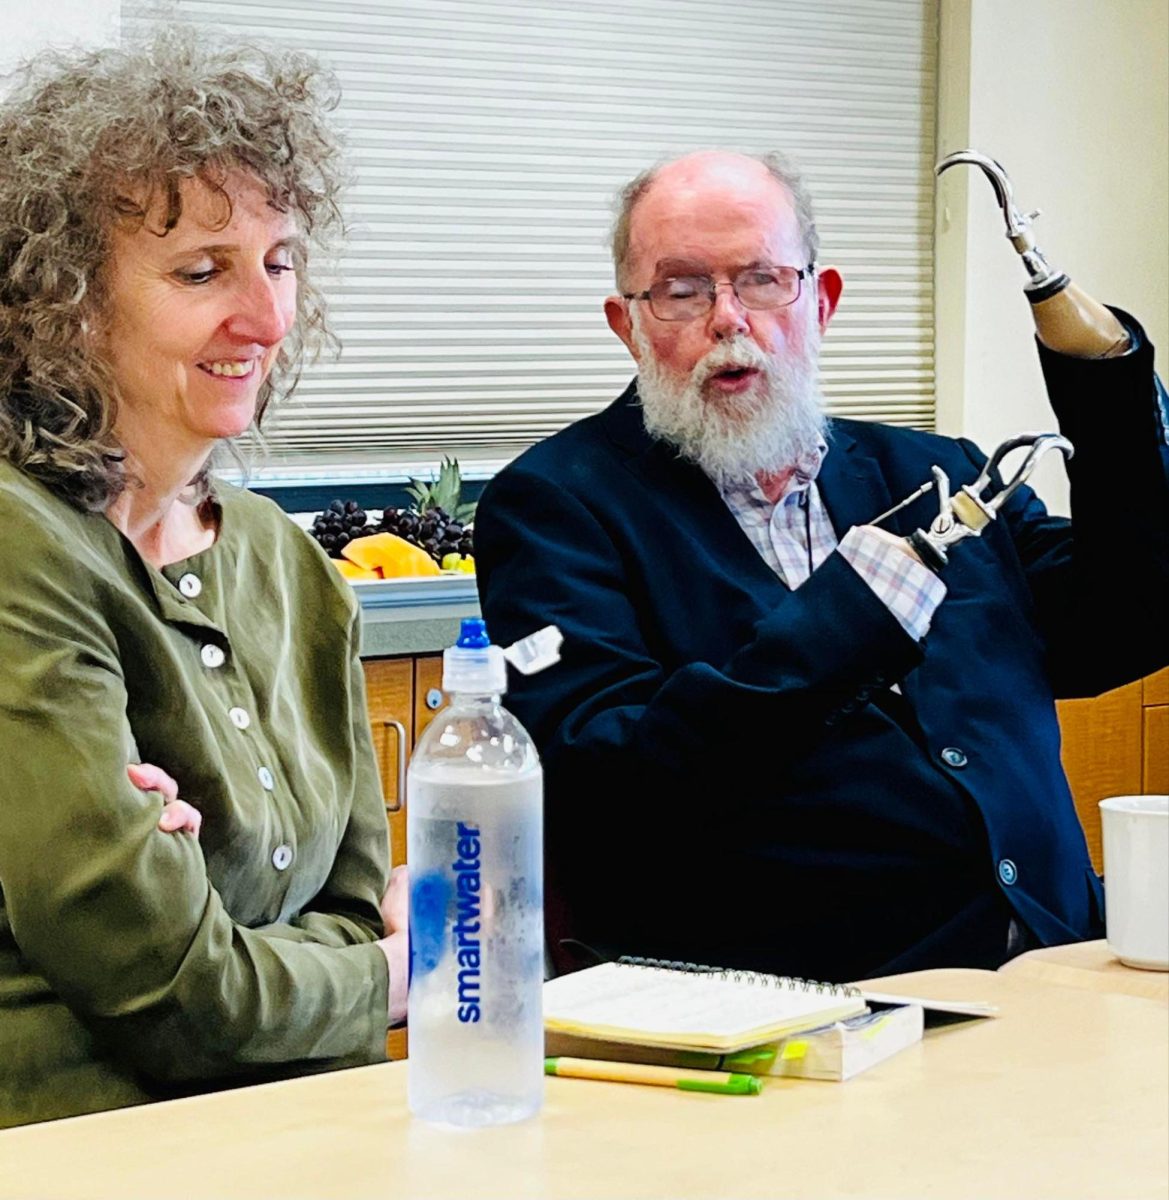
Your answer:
[694,339,769,384]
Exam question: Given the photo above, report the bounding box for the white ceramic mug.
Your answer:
[1099,795,1169,971]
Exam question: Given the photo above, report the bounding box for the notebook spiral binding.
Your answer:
[617,956,862,998]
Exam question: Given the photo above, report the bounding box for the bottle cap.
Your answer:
[442,617,507,694]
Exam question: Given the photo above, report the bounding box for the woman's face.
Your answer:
[102,171,299,455]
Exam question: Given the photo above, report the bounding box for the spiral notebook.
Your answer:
[543,957,867,1054]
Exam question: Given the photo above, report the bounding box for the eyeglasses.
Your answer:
[623,264,815,322]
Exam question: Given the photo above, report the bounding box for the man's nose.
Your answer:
[226,271,294,345]
[708,281,750,341]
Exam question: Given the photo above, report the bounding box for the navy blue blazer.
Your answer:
[476,322,1169,982]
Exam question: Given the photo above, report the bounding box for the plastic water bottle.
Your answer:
[407,617,545,1126]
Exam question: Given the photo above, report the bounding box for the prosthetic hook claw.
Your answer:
[905,432,1075,572]
[935,149,1070,301]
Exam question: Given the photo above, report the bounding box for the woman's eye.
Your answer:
[178,266,218,285]
[266,261,295,276]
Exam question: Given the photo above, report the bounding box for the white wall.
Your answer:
[936,0,1169,514]
[0,2,120,84]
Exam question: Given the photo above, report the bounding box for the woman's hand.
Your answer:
[381,863,409,937]
[379,930,409,1027]
[378,865,409,1026]
[127,762,202,838]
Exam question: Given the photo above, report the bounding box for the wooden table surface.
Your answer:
[1,967,1166,1200]
[999,938,1169,1002]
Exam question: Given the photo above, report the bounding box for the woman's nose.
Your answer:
[226,271,294,345]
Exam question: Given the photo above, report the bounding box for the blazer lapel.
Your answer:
[600,381,793,591]
[817,423,899,538]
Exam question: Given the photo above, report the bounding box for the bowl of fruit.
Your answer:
[308,458,477,582]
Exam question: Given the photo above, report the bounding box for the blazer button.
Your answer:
[940,746,968,769]
[999,858,1018,886]
[272,844,294,871]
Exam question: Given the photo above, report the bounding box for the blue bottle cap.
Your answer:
[456,617,491,649]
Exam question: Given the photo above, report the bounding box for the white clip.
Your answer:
[502,625,563,675]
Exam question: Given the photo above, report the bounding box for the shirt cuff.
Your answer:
[839,526,947,641]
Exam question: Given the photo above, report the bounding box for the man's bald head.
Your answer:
[610,150,819,290]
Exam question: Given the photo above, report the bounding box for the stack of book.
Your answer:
[543,958,988,1082]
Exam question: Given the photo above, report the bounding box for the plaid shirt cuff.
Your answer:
[839,526,947,641]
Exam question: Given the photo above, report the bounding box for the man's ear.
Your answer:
[604,295,639,360]
[814,266,843,333]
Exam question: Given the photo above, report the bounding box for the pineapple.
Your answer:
[406,456,477,524]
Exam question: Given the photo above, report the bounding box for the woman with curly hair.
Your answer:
[0,32,407,1128]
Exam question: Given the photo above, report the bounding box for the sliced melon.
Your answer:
[333,558,380,582]
[342,532,441,578]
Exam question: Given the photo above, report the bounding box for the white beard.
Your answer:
[632,309,827,489]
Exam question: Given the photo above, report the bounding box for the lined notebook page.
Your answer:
[544,962,866,1052]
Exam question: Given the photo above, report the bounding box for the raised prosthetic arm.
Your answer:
[881,150,1121,569]
[935,148,1129,357]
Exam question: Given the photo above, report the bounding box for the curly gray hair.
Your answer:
[610,151,820,291]
[0,30,346,510]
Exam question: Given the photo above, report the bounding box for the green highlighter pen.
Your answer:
[545,1056,762,1095]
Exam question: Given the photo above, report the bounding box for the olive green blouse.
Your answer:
[0,460,390,1128]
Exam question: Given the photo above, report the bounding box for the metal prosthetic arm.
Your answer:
[895,434,1074,573]
[936,149,1129,357]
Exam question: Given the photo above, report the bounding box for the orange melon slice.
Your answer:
[333,558,380,582]
[342,532,441,578]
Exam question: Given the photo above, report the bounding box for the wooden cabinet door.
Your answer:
[1143,670,1169,794]
[362,657,415,1062]
[413,654,445,748]
[1145,704,1168,793]
[1056,681,1144,873]
[363,657,414,869]
[1144,668,1169,707]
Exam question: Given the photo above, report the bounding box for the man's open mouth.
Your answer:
[706,365,761,390]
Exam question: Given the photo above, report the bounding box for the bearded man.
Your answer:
[474,150,1168,982]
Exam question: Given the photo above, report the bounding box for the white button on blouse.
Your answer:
[200,644,225,669]
[229,707,251,730]
[257,766,275,791]
[178,573,202,599]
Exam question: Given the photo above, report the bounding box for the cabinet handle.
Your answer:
[382,718,408,813]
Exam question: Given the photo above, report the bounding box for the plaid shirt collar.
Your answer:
[717,439,829,513]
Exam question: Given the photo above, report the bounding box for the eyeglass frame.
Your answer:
[621,263,817,322]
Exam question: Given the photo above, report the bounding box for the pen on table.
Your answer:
[544,1056,762,1095]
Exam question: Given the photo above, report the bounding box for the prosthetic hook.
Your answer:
[895,433,1075,572]
[935,149,1071,304]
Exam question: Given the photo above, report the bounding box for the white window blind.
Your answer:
[124,0,937,475]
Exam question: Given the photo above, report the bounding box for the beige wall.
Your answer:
[936,0,1169,514]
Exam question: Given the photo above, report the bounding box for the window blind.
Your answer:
[124,0,938,476]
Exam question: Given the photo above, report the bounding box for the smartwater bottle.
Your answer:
[406,617,547,1126]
